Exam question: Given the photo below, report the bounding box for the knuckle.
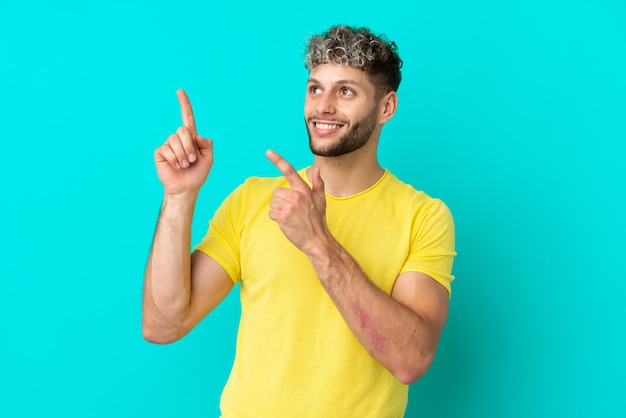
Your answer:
[167,135,182,149]
[291,192,303,204]
[283,165,296,176]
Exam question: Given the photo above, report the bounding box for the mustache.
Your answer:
[307,116,349,125]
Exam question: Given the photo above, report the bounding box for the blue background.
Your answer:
[1,1,625,417]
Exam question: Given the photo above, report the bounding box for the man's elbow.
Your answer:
[142,320,184,345]
[393,354,435,385]
[394,365,428,385]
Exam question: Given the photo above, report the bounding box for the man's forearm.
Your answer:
[142,193,198,342]
[307,238,441,384]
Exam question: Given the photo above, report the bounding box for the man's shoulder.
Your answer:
[239,167,309,191]
[383,171,432,200]
[224,171,300,206]
[383,171,452,216]
[239,173,290,191]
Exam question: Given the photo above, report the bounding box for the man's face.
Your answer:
[304,63,381,157]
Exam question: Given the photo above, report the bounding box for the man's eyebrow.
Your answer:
[307,77,363,87]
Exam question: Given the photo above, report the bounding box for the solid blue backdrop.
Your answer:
[1,1,624,417]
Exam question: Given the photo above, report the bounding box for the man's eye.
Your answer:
[309,86,321,94]
[340,88,354,96]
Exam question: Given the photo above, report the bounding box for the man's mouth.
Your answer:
[310,119,347,135]
[315,122,343,130]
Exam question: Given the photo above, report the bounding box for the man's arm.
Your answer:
[142,89,233,344]
[142,196,233,344]
[307,243,448,384]
[266,150,450,384]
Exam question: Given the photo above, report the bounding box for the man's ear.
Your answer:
[377,91,399,124]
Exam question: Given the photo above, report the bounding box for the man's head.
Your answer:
[303,26,402,158]
[305,25,403,98]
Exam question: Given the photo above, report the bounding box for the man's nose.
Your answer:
[316,93,336,115]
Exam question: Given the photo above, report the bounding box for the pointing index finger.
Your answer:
[177,89,197,134]
[266,150,307,190]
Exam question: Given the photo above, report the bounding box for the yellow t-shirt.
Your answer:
[196,169,455,418]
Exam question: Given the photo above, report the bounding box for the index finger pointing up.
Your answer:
[177,89,197,134]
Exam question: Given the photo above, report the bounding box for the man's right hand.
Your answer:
[154,89,213,196]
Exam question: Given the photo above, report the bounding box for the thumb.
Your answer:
[195,135,213,158]
[311,167,325,198]
[195,135,213,150]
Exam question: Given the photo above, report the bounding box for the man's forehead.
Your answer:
[307,63,371,86]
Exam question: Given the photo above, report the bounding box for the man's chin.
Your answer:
[309,144,335,157]
[309,141,352,158]
[308,134,337,155]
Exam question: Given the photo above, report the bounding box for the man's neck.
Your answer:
[308,153,384,198]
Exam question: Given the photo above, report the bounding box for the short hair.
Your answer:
[305,25,403,95]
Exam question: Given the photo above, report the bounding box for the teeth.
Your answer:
[316,123,341,129]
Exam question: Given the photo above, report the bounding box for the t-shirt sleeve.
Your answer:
[194,185,244,284]
[401,199,456,296]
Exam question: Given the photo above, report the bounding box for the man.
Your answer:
[143,25,455,417]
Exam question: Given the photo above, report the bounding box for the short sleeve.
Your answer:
[194,185,245,284]
[401,199,456,296]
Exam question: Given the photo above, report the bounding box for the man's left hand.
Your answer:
[266,150,329,255]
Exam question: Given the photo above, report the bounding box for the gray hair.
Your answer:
[305,25,403,94]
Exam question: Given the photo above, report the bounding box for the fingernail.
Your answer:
[175,162,181,170]
[182,159,189,168]
[188,153,196,163]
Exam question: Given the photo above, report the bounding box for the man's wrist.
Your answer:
[306,234,348,268]
[160,192,198,220]
[163,189,199,204]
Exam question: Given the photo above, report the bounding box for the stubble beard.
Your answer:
[306,105,379,157]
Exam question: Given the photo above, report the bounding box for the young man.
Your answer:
[143,25,455,417]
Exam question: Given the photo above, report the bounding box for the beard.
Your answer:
[306,105,379,157]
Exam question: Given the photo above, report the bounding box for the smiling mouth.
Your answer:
[314,122,344,129]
